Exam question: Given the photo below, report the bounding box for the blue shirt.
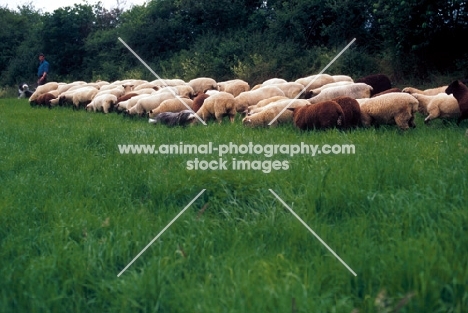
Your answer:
[38,60,50,77]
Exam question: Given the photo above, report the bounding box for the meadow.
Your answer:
[0,98,467,313]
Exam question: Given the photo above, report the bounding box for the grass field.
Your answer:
[1,98,467,313]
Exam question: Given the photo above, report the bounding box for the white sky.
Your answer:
[0,0,148,13]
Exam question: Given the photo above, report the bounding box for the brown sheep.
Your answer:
[445,80,468,125]
[289,100,344,131]
[355,74,392,96]
[192,92,210,113]
[331,96,361,129]
[35,92,57,108]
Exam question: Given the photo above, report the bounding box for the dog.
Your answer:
[18,83,33,99]
[148,110,196,127]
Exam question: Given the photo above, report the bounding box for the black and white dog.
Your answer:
[148,110,196,127]
[18,83,33,99]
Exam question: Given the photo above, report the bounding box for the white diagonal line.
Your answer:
[269,189,357,276]
[117,189,206,277]
[118,37,207,125]
[268,38,356,126]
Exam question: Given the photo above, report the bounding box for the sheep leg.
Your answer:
[425,106,440,124]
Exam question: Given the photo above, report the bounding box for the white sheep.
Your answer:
[271,82,307,98]
[72,86,100,109]
[332,75,354,83]
[242,99,309,127]
[86,94,118,113]
[126,91,175,116]
[217,79,250,97]
[115,94,152,112]
[148,97,194,117]
[294,74,335,91]
[261,78,288,85]
[412,93,460,123]
[310,81,354,95]
[195,91,237,123]
[402,86,448,96]
[357,92,418,130]
[234,86,286,112]
[247,96,289,113]
[29,82,59,103]
[308,83,373,104]
[188,77,218,94]
[248,98,310,116]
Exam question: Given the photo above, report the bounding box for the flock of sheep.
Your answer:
[27,73,468,130]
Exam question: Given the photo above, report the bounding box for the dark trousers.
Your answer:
[37,76,47,86]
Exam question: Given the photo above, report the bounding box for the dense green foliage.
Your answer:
[0,0,467,87]
[1,99,467,312]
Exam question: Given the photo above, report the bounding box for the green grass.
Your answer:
[1,99,467,313]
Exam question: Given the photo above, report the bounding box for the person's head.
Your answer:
[38,53,45,61]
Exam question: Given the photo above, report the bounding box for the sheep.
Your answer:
[192,92,210,113]
[288,100,344,131]
[35,92,57,108]
[133,82,159,91]
[53,86,98,108]
[95,85,126,98]
[29,82,59,103]
[357,92,418,130]
[149,110,196,127]
[371,88,402,98]
[271,82,307,99]
[126,91,175,117]
[248,98,309,115]
[308,83,373,104]
[72,86,100,109]
[262,78,288,85]
[310,81,354,95]
[148,97,194,118]
[115,94,152,113]
[116,92,139,105]
[188,77,217,94]
[355,74,392,96]
[445,80,468,125]
[294,74,335,91]
[243,99,310,127]
[331,96,362,129]
[151,78,186,87]
[217,79,250,97]
[86,94,118,113]
[332,75,354,83]
[174,84,195,99]
[402,86,448,96]
[247,96,289,113]
[57,82,86,94]
[234,86,286,112]
[195,91,237,123]
[412,93,460,123]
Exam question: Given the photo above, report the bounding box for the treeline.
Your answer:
[1,0,467,87]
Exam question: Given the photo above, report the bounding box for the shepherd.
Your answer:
[37,53,49,86]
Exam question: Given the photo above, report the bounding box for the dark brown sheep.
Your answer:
[331,96,361,129]
[289,100,344,130]
[35,92,56,108]
[445,80,468,125]
[356,74,392,96]
[192,92,210,113]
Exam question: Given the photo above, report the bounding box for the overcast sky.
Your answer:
[0,0,148,13]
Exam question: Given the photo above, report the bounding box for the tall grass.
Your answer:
[1,99,467,313]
